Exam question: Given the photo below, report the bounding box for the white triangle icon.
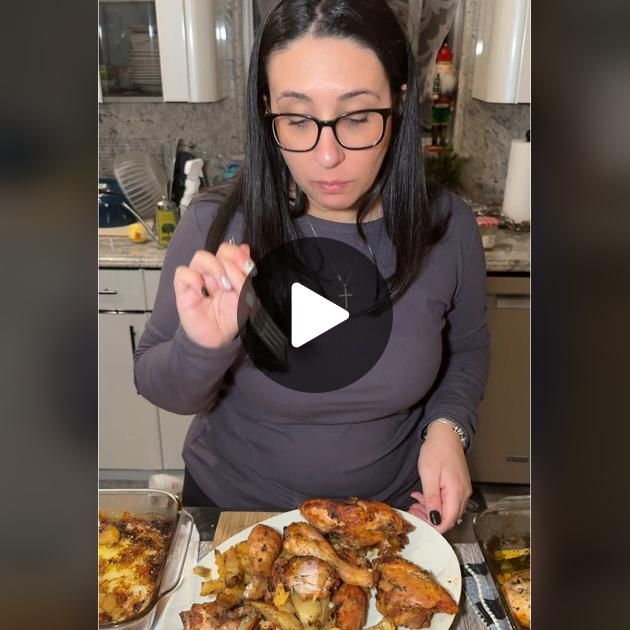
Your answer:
[291,282,349,348]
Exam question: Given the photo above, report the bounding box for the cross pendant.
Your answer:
[339,286,353,309]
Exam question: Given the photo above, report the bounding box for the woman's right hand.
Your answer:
[174,242,255,348]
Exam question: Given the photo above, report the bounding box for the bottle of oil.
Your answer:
[155,196,179,248]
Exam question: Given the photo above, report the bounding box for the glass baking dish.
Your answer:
[473,495,530,630]
[99,489,194,630]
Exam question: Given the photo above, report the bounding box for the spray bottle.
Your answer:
[179,158,204,217]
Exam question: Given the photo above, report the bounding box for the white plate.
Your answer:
[156,509,462,630]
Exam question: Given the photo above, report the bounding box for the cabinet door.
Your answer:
[143,269,162,311]
[467,283,530,483]
[99,0,163,100]
[99,313,163,469]
[155,0,227,102]
[158,409,194,470]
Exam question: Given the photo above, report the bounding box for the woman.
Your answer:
[134,0,489,533]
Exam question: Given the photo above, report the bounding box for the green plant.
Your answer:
[423,149,466,193]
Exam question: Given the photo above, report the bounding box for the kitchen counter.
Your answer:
[483,229,530,273]
[99,227,530,273]
[99,235,167,269]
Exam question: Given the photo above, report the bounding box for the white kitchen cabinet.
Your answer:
[100,268,193,471]
[99,312,163,469]
[472,0,530,103]
[98,0,227,103]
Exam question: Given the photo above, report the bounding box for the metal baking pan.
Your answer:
[99,489,194,630]
[473,495,530,630]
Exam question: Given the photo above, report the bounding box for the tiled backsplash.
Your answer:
[99,101,246,185]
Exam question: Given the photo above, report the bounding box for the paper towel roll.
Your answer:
[502,139,531,222]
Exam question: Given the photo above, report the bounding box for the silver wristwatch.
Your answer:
[422,419,468,448]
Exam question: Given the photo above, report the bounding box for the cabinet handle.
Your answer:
[99,289,118,295]
[129,325,137,354]
[496,295,529,309]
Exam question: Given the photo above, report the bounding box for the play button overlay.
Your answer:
[237,236,393,393]
[291,283,349,348]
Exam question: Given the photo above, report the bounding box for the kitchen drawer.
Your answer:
[143,269,162,312]
[486,276,530,296]
[99,269,147,311]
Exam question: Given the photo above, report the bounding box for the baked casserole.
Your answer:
[98,511,172,624]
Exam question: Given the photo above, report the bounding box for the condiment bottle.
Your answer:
[155,196,179,248]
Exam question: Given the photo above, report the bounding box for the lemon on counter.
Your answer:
[127,222,149,243]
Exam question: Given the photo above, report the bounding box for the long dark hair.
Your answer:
[205,0,449,303]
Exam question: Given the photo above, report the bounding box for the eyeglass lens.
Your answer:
[272,111,385,151]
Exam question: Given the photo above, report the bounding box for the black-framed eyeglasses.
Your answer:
[265,108,392,152]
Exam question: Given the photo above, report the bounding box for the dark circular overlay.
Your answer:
[237,237,393,393]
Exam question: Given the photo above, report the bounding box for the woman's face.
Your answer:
[266,35,394,218]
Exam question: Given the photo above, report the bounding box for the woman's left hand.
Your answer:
[409,421,472,534]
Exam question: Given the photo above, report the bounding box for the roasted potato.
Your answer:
[200,548,228,596]
[200,578,226,596]
[216,583,246,609]
[224,547,242,587]
[215,549,226,580]
[236,541,252,578]
[273,583,290,608]
[193,565,213,579]
[249,602,303,630]
[99,525,121,546]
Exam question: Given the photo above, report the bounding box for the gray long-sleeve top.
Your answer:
[133,190,490,509]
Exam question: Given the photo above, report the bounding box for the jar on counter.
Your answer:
[476,215,500,250]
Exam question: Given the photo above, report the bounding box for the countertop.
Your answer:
[99,227,530,273]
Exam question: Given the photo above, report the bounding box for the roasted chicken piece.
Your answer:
[331,542,371,569]
[330,583,368,630]
[364,618,396,630]
[244,524,282,601]
[180,602,258,630]
[374,556,458,628]
[299,498,414,552]
[283,522,373,588]
[274,555,338,629]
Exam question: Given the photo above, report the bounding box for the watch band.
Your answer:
[422,419,468,448]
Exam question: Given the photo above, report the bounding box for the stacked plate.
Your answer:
[128,25,161,93]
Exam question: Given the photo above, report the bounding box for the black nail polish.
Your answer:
[201,286,209,297]
[429,510,442,526]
